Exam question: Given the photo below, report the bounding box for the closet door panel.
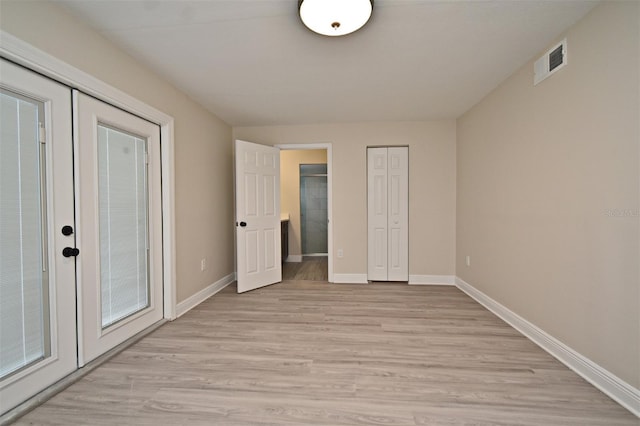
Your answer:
[387,147,408,281]
[367,148,388,280]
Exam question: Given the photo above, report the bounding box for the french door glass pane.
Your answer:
[0,90,49,379]
[98,125,149,328]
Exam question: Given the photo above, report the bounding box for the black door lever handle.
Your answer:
[62,247,80,257]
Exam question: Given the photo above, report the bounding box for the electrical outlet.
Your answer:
[466,256,471,267]
[337,249,344,258]
[200,258,206,271]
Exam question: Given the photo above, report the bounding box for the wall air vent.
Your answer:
[534,38,567,85]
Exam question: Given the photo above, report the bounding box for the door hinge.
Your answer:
[38,122,46,144]
[145,150,149,164]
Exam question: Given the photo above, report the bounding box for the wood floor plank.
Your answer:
[283,257,328,281]
[12,281,637,425]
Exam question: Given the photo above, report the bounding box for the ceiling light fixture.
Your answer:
[298,0,373,37]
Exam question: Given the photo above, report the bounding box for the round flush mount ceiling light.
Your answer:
[299,0,373,37]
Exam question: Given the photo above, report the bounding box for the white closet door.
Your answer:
[386,147,408,281]
[367,148,388,281]
[0,59,76,414]
[367,147,408,282]
[74,91,163,366]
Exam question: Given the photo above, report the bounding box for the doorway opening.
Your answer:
[277,144,333,282]
[300,163,328,256]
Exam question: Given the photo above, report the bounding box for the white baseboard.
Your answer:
[333,274,368,284]
[409,275,455,285]
[332,274,456,285]
[455,276,640,418]
[286,255,302,263]
[176,273,236,317]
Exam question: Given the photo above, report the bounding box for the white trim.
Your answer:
[0,31,172,123]
[455,277,640,418]
[161,123,177,320]
[286,255,303,263]
[0,30,177,320]
[333,274,368,284]
[409,275,455,285]
[176,273,236,318]
[276,143,333,283]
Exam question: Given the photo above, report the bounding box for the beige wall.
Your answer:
[280,149,328,258]
[0,1,235,303]
[457,1,639,388]
[6,0,634,395]
[234,121,457,278]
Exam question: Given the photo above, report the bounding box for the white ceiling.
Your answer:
[57,0,597,127]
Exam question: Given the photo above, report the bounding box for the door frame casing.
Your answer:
[0,30,178,319]
[275,143,333,283]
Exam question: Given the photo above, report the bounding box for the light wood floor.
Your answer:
[13,281,637,425]
[283,256,328,281]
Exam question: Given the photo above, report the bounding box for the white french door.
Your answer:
[0,59,77,413]
[74,92,163,366]
[235,140,281,293]
[0,60,165,415]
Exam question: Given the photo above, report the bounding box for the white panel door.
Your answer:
[0,59,76,414]
[386,147,408,281]
[235,140,281,293]
[367,147,408,282]
[74,91,163,366]
[367,148,388,281]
